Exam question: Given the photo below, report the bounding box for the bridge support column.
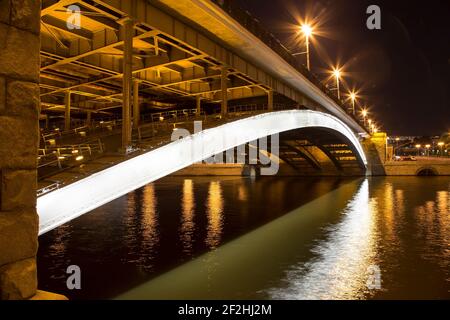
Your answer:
[133,80,140,129]
[0,0,40,299]
[221,67,228,116]
[121,18,134,150]
[64,91,71,131]
[86,110,92,127]
[267,90,273,111]
[196,95,201,116]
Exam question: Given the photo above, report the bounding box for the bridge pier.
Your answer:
[221,67,228,116]
[133,80,140,129]
[0,0,40,299]
[267,90,274,111]
[64,91,71,131]
[196,95,202,116]
[362,132,387,176]
[120,18,134,150]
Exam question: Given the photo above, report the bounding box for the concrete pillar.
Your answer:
[267,90,274,111]
[133,80,140,128]
[221,67,228,116]
[196,95,201,116]
[86,110,92,126]
[121,18,133,150]
[0,0,40,300]
[64,91,71,131]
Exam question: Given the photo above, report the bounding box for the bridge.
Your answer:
[33,0,382,235]
[384,157,450,176]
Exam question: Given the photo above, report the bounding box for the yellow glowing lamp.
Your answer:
[301,24,313,38]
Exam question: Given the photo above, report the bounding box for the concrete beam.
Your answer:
[133,80,140,128]
[121,18,134,149]
[221,66,227,116]
[64,90,71,131]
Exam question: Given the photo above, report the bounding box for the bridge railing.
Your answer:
[38,139,105,182]
[211,0,366,130]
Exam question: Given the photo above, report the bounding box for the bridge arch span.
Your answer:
[416,167,439,176]
[37,110,367,234]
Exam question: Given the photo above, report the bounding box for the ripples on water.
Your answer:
[37,176,450,300]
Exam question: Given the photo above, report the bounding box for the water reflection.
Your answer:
[38,176,450,300]
[180,179,195,255]
[205,181,224,249]
[268,180,378,299]
[125,184,159,271]
[46,224,72,281]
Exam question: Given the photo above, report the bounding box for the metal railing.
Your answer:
[38,139,105,180]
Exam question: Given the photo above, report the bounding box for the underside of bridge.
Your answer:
[277,128,366,176]
[39,0,313,131]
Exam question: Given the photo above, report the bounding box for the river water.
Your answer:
[37,176,450,300]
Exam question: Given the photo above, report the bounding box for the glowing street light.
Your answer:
[301,24,312,71]
[361,108,368,127]
[415,144,421,156]
[438,141,444,156]
[294,24,314,70]
[348,91,357,115]
[425,144,431,156]
[332,67,342,100]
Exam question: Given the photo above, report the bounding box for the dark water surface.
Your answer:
[37,176,450,299]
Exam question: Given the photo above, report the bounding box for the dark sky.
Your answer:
[235,0,450,136]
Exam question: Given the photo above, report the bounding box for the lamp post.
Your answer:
[438,142,444,157]
[294,24,313,71]
[395,137,400,156]
[425,144,431,157]
[333,68,341,100]
[349,91,357,115]
[361,108,368,127]
[302,24,312,70]
[415,144,421,156]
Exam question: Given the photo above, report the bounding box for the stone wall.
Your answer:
[0,0,40,300]
[362,132,387,176]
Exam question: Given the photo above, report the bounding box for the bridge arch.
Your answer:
[278,126,367,175]
[37,110,367,234]
[416,167,439,176]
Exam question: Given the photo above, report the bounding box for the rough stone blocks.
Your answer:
[1,169,37,211]
[0,258,37,300]
[0,210,38,267]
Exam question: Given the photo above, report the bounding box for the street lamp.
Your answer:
[415,144,421,156]
[332,68,341,100]
[361,108,368,127]
[438,141,444,156]
[301,24,313,71]
[293,24,314,70]
[425,144,431,156]
[394,137,400,156]
[348,91,357,115]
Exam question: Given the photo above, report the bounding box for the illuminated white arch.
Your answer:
[37,110,367,235]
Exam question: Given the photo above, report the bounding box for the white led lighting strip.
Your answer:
[37,110,367,235]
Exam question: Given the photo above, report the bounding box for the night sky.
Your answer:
[235,0,450,136]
